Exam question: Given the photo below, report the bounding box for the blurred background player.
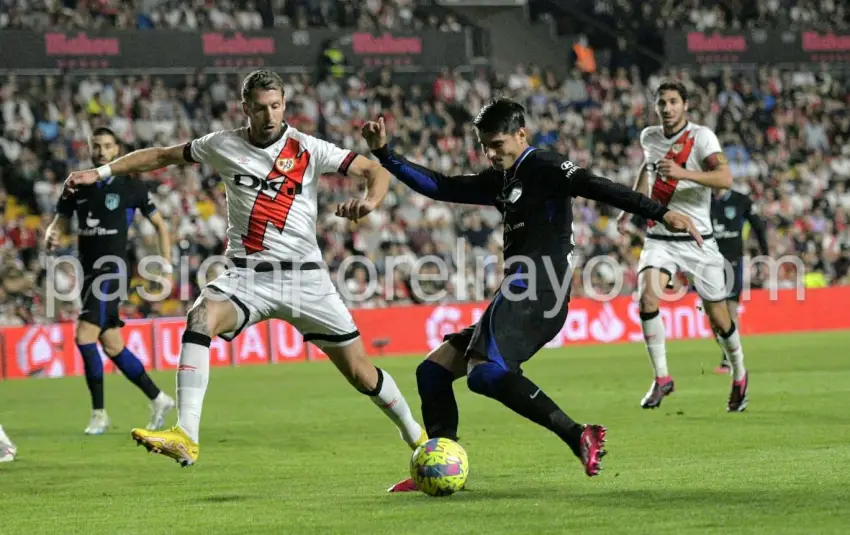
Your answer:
[65,70,427,467]
[616,81,750,412]
[710,188,769,373]
[363,98,703,491]
[0,425,16,462]
[45,127,175,435]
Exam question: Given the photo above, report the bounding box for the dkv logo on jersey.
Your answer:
[233,174,303,196]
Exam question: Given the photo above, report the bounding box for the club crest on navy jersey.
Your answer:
[507,184,523,203]
[725,206,736,219]
[104,193,120,211]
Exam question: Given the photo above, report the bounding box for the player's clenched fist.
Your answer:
[64,169,99,193]
[336,198,377,222]
[361,117,387,150]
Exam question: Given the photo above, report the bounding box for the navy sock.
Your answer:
[110,347,160,400]
[468,362,583,456]
[77,343,104,410]
[416,360,459,441]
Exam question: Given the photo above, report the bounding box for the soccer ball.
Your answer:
[409,437,469,497]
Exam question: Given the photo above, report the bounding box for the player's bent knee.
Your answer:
[703,301,732,332]
[416,358,458,395]
[98,329,124,357]
[75,321,100,345]
[425,342,466,378]
[639,292,660,314]
[187,293,239,338]
[466,360,508,397]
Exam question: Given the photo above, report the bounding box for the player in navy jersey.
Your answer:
[46,127,175,435]
[362,97,702,491]
[710,188,769,373]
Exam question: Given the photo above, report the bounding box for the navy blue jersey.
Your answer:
[56,176,157,273]
[711,190,768,260]
[374,146,671,290]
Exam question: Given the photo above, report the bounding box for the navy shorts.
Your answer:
[444,290,568,372]
[79,272,125,332]
[726,258,744,301]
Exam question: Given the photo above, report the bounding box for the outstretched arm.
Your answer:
[555,157,703,244]
[371,146,498,205]
[65,143,190,192]
[745,203,769,256]
[571,168,670,223]
[362,117,499,205]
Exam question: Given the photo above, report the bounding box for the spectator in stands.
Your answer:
[1,5,849,324]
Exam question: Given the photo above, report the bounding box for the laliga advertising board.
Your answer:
[1,288,848,379]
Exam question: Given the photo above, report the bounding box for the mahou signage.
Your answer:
[666,29,850,65]
[0,29,470,72]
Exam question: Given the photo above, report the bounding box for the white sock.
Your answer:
[642,312,669,378]
[176,338,210,444]
[368,368,424,448]
[718,323,746,381]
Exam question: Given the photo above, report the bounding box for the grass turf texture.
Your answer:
[1,331,849,535]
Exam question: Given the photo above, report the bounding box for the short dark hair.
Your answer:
[473,97,526,134]
[654,80,688,102]
[241,70,285,102]
[91,127,118,143]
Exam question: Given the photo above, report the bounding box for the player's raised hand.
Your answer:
[336,198,377,222]
[361,117,387,150]
[662,211,703,247]
[64,169,99,193]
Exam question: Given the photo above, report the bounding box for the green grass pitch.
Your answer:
[1,331,849,534]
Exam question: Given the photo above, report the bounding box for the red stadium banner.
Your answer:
[2,323,78,379]
[268,320,308,363]
[665,30,850,66]
[153,318,231,371]
[2,288,849,380]
[232,323,270,366]
[120,320,155,371]
[0,30,471,74]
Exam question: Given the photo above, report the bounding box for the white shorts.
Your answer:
[204,266,359,348]
[637,236,731,302]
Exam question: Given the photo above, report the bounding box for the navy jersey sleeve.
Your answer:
[55,189,76,218]
[132,179,157,218]
[742,194,769,255]
[534,150,670,223]
[371,146,501,206]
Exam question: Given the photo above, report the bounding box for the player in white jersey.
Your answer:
[616,81,749,412]
[0,425,16,462]
[64,70,428,467]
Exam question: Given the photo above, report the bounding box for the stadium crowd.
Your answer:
[0,0,465,33]
[2,60,849,326]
